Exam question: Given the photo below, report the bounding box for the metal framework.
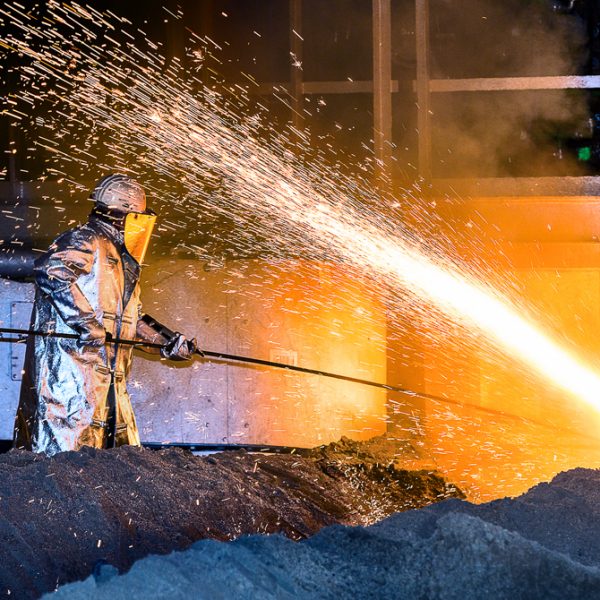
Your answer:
[4,0,600,193]
[255,0,600,189]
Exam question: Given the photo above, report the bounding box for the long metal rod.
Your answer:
[0,326,596,438]
[0,327,157,347]
[0,326,416,393]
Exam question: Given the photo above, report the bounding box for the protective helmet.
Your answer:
[91,173,156,264]
[90,173,147,214]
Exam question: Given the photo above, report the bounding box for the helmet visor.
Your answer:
[124,210,157,264]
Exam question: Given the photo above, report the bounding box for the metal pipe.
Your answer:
[0,249,36,280]
[429,75,600,93]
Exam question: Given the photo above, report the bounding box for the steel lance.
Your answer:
[1,326,595,437]
[0,325,424,397]
[4,328,600,451]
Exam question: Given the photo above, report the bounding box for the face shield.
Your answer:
[124,210,157,264]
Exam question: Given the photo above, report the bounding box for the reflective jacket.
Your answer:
[14,214,158,455]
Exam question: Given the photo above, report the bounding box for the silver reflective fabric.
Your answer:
[14,215,153,455]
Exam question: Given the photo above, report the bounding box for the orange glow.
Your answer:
[395,249,600,411]
[135,259,388,447]
[390,194,600,501]
[297,200,600,415]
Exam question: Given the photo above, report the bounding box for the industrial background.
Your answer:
[3,0,600,501]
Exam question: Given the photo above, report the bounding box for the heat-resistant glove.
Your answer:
[160,332,197,361]
[77,322,106,348]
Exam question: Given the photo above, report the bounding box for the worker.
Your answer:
[13,173,196,456]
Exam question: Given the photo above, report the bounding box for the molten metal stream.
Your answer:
[339,222,600,411]
[262,185,600,412]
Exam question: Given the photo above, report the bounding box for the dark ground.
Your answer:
[0,437,460,599]
[49,467,600,600]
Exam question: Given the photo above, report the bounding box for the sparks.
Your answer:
[1,1,599,418]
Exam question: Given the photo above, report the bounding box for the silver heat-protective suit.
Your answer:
[14,176,196,456]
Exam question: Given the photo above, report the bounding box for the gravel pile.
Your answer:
[0,441,459,599]
[49,467,600,599]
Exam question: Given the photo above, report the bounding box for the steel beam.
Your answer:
[289,0,304,128]
[305,80,375,94]
[251,80,401,95]
[483,242,600,269]
[242,74,600,97]
[429,75,600,93]
[415,0,432,180]
[432,176,600,197]
[7,119,17,185]
[7,121,17,211]
[372,0,393,180]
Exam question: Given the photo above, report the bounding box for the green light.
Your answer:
[578,146,592,162]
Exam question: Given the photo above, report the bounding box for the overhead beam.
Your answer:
[233,74,600,98]
[432,177,600,197]
[429,75,600,93]
[252,80,401,95]
[289,0,304,128]
[372,0,393,180]
[415,0,432,180]
[484,242,600,269]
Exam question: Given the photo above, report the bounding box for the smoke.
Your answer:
[425,0,589,178]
